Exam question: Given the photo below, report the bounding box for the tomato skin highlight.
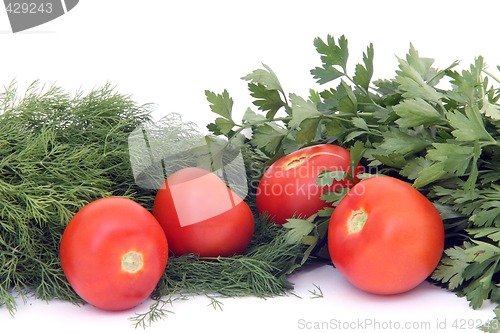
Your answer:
[59,197,169,311]
[153,167,254,257]
[328,176,445,295]
[256,144,362,224]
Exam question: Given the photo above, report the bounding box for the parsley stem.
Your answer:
[483,69,500,85]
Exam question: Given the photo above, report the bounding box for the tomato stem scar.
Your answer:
[121,251,144,273]
[284,152,345,170]
[285,156,307,170]
[347,209,368,234]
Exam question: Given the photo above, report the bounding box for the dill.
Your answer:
[0,81,154,313]
[131,218,306,328]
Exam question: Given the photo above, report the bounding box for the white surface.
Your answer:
[1,1,500,332]
[3,264,497,333]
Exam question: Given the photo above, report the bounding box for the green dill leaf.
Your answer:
[0,81,154,310]
[393,98,443,128]
[138,218,307,326]
[289,93,322,128]
[205,90,233,120]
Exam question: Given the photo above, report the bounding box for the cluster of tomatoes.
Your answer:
[59,143,444,311]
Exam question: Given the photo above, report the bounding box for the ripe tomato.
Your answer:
[256,144,362,224]
[59,197,168,311]
[328,176,444,295]
[153,167,254,257]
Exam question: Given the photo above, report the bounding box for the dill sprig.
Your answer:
[0,81,310,324]
[131,218,306,328]
[0,81,154,313]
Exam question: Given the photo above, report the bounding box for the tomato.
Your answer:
[153,167,254,257]
[59,197,168,311]
[328,176,444,295]
[256,144,362,224]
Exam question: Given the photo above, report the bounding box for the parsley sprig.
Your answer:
[206,35,500,331]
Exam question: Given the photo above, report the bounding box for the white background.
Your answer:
[1,1,500,332]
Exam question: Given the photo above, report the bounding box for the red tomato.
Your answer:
[59,197,168,311]
[153,167,254,257]
[256,144,362,224]
[328,176,444,295]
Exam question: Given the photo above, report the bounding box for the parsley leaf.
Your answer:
[205,89,233,120]
[242,63,284,92]
[283,218,316,244]
[393,98,443,128]
[247,83,287,119]
[353,43,374,91]
[311,35,349,84]
[250,123,286,156]
[289,93,322,128]
[431,243,470,289]
[447,107,493,142]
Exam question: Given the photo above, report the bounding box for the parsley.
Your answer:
[206,34,500,329]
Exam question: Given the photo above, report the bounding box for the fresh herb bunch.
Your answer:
[132,216,306,328]
[130,136,310,328]
[0,80,311,326]
[204,35,500,331]
[0,81,153,313]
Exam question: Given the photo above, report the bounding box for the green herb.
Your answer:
[4,34,500,330]
[0,80,310,326]
[131,217,305,328]
[308,283,324,299]
[205,35,500,330]
[0,81,154,313]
